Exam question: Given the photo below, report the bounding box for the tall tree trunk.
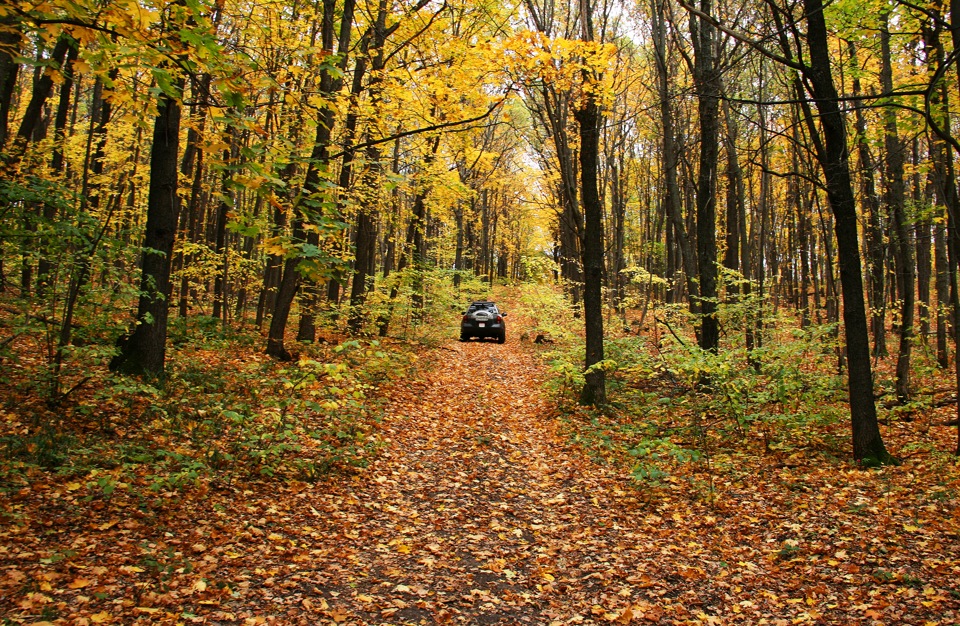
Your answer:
[453,203,465,288]
[935,217,950,368]
[0,17,22,148]
[211,140,234,326]
[110,81,184,377]
[257,169,291,329]
[789,132,812,328]
[409,136,441,318]
[289,0,356,342]
[849,41,887,357]
[691,0,722,353]
[2,35,72,174]
[52,69,117,399]
[922,12,960,450]
[653,0,697,308]
[575,0,605,406]
[880,17,914,403]
[377,136,407,337]
[722,100,742,280]
[803,0,893,464]
[915,139,932,345]
[349,0,388,334]
[37,41,78,297]
[175,73,212,319]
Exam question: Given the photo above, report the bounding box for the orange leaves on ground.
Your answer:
[0,295,958,623]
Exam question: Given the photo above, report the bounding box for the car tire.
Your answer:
[497,332,506,344]
[460,334,469,342]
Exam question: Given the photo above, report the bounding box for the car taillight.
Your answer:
[462,315,469,322]
[496,315,503,323]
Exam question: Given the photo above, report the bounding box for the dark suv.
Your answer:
[460,301,507,343]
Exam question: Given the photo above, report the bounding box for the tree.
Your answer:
[0,16,23,148]
[110,78,184,377]
[800,0,894,463]
[879,14,913,403]
[574,0,606,406]
[690,0,722,353]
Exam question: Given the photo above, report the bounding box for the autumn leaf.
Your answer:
[67,578,93,589]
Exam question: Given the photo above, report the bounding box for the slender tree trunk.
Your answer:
[653,0,698,307]
[790,135,812,328]
[722,100,742,280]
[37,42,78,297]
[349,1,388,334]
[691,0,721,353]
[51,68,117,399]
[211,142,233,326]
[0,18,22,148]
[176,74,210,319]
[409,136,441,318]
[915,139,932,345]
[453,203,465,288]
[927,16,960,448]
[880,17,914,403]
[608,157,627,315]
[2,35,72,175]
[377,137,406,336]
[935,218,950,368]
[291,0,356,341]
[849,46,887,357]
[803,0,893,463]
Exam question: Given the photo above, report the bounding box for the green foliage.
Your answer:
[629,437,702,487]
[518,254,558,283]
[530,278,856,490]
[346,267,487,344]
[518,282,580,343]
[0,321,417,491]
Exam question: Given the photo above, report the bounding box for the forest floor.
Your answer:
[2,301,960,624]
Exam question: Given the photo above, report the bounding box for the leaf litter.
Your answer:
[1,324,959,624]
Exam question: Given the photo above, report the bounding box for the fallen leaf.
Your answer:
[68,578,93,589]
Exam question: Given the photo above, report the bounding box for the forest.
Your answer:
[2,0,960,622]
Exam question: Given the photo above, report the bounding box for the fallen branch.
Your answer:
[654,316,688,349]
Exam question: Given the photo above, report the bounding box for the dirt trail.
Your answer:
[226,335,687,624]
[225,333,959,625]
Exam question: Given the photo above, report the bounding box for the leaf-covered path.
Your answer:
[288,337,647,624]
[208,335,959,624]
[242,335,676,624]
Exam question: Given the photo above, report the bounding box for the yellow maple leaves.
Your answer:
[495,29,618,107]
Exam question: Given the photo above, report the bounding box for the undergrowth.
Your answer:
[516,282,931,495]
[0,281,446,497]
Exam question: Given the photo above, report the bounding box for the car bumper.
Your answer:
[461,322,504,337]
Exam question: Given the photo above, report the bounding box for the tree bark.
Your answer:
[803,0,893,464]
[0,17,22,148]
[653,0,698,307]
[110,81,184,378]
[880,17,913,403]
[849,42,887,358]
[915,138,932,346]
[37,41,78,297]
[691,0,721,353]
[575,0,605,406]
[3,35,71,174]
